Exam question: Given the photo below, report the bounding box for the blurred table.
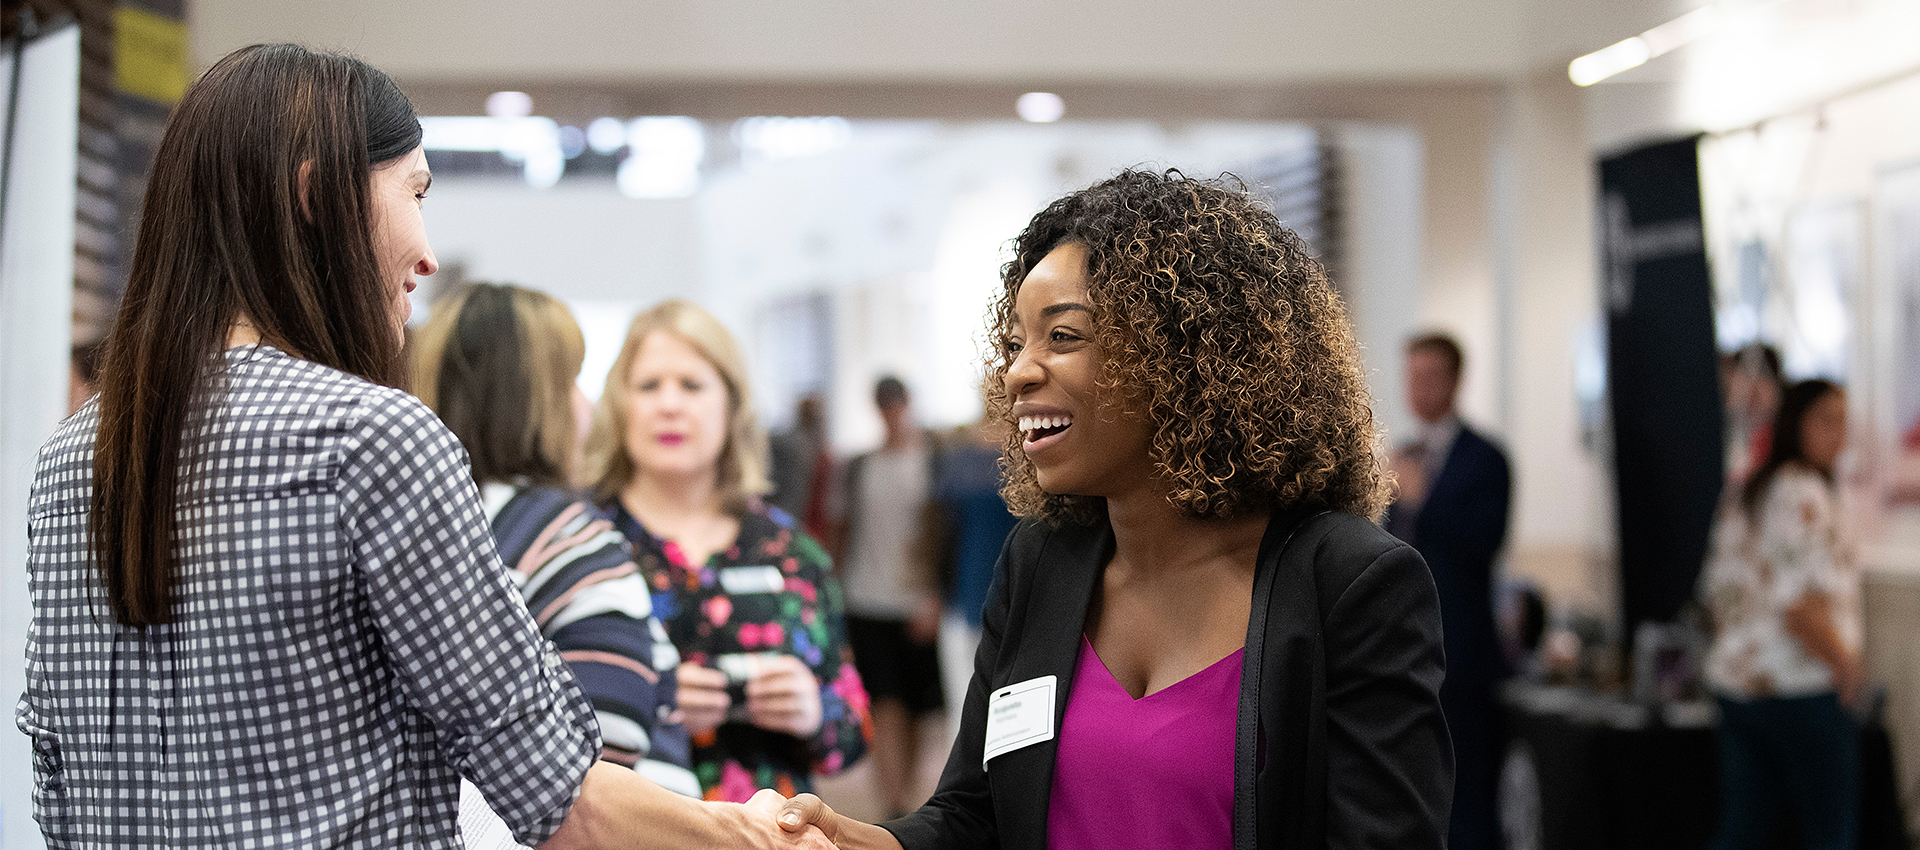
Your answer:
[1501,685,1719,850]
[1502,684,1909,850]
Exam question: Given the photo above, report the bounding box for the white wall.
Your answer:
[1337,125,1428,445]
[0,24,80,850]
[1501,70,1613,613]
[418,179,701,306]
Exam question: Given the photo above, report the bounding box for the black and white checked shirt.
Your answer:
[16,345,600,848]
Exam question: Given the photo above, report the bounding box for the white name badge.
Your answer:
[718,565,786,595]
[982,675,1057,770]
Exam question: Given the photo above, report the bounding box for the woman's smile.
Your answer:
[1016,409,1075,453]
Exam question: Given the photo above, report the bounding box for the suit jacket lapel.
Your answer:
[993,519,1108,849]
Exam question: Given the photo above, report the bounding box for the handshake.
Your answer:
[521,762,872,850]
[742,788,851,849]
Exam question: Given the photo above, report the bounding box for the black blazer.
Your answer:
[882,504,1453,850]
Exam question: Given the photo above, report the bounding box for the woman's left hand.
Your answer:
[745,655,824,738]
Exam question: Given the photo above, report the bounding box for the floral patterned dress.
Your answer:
[608,499,871,801]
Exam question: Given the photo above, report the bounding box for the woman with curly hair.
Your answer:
[778,169,1452,849]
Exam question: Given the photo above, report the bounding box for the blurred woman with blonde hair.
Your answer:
[584,299,869,802]
[413,282,697,797]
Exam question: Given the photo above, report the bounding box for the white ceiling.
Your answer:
[187,0,1700,87]
[189,0,1920,141]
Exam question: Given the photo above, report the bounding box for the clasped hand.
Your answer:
[743,788,838,849]
[675,656,824,738]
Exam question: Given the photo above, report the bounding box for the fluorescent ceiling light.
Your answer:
[1570,37,1653,86]
[586,117,626,154]
[619,117,705,199]
[731,116,851,161]
[419,116,566,188]
[1569,1,1753,86]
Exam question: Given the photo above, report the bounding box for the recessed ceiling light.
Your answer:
[486,90,533,118]
[1017,92,1065,123]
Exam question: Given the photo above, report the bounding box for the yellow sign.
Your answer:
[115,7,188,104]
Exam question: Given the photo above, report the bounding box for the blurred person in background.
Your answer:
[769,393,834,538]
[17,43,822,849]
[1703,378,1862,850]
[777,169,1449,849]
[919,408,1019,740]
[1383,331,1511,850]
[412,282,698,797]
[834,376,947,819]
[1723,342,1785,485]
[584,299,870,803]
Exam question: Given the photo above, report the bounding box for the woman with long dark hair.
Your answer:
[778,170,1450,849]
[1704,378,1863,850]
[16,44,823,849]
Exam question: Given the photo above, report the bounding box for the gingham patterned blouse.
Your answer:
[16,345,599,848]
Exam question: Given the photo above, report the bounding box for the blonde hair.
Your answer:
[412,283,586,487]
[581,299,770,513]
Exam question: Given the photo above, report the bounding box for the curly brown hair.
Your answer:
[987,169,1390,523]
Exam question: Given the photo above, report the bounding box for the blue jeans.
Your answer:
[1709,693,1859,850]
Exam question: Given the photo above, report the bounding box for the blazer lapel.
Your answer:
[992,519,1108,849]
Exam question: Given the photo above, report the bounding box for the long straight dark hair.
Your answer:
[1740,378,1843,520]
[91,44,422,627]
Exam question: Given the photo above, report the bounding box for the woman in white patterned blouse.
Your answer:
[1703,378,1862,850]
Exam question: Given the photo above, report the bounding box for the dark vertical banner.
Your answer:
[1599,137,1724,640]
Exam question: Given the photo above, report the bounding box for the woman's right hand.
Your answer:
[776,793,907,850]
[777,794,841,843]
[675,663,732,736]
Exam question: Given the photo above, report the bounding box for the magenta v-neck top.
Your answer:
[1047,635,1245,850]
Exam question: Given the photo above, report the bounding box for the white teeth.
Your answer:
[1017,415,1074,434]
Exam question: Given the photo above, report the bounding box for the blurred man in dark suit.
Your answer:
[1385,333,1512,850]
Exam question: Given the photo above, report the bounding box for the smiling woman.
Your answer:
[369,146,437,328]
[18,44,597,848]
[779,169,1450,850]
[18,43,833,850]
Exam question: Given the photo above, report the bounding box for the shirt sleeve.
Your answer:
[788,530,872,776]
[336,392,599,845]
[1756,471,1840,607]
[531,504,698,795]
